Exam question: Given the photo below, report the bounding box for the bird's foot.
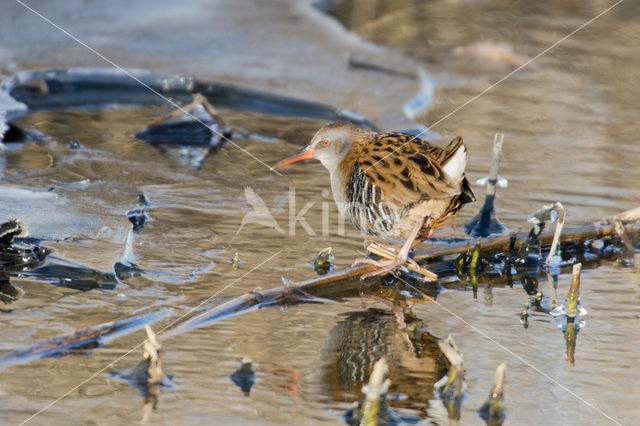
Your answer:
[366,242,420,268]
[354,243,437,282]
[359,257,407,280]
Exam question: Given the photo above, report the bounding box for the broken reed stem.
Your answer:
[546,202,565,265]
[491,362,507,398]
[566,263,581,318]
[487,133,504,197]
[484,361,507,422]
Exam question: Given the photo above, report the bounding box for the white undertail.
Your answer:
[442,145,467,180]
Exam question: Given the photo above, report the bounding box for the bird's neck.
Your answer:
[329,165,349,217]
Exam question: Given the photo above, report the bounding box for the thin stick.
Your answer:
[546,202,565,265]
[487,133,505,197]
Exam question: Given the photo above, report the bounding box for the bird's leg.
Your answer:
[354,218,438,281]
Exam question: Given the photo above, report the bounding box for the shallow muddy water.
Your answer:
[1,0,640,425]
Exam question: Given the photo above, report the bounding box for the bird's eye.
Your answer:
[322,138,330,146]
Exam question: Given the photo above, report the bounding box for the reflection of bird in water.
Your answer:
[320,308,447,418]
[236,187,284,235]
[274,123,474,280]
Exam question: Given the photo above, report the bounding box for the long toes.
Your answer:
[360,261,400,280]
[352,257,380,268]
[406,258,419,268]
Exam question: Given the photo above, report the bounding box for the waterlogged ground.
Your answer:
[1,0,640,425]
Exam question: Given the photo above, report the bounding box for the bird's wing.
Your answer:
[356,133,461,208]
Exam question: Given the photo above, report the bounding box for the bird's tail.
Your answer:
[439,136,464,166]
[442,137,475,204]
[441,137,468,182]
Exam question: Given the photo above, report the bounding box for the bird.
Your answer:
[273,123,475,280]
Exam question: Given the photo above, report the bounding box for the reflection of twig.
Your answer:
[565,322,577,366]
[487,133,505,198]
[436,335,465,420]
[566,263,582,318]
[545,270,559,308]
[360,357,390,426]
[463,133,508,237]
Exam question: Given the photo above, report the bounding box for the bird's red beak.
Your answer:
[272,148,315,169]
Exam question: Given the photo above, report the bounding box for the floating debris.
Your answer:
[520,303,530,328]
[0,217,50,271]
[135,93,231,168]
[0,120,50,143]
[68,139,84,150]
[232,252,240,270]
[463,133,509,237]
[3,68,378,130]
[0,309,171,369]
[478,362,507,426]
[108,325,170,388]
[0,272,22,304]
[313,247,335,275]
[230,356,256,396]
[126,207,149,233]
[137,193,152,206]
[26,263,118,291]
[0,217,27,249]
[434,335,466,421]
[113,261,144,281]
[2,220,112,287]
[108,326,173,421]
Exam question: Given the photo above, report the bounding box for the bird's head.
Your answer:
[273,123,369,172]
